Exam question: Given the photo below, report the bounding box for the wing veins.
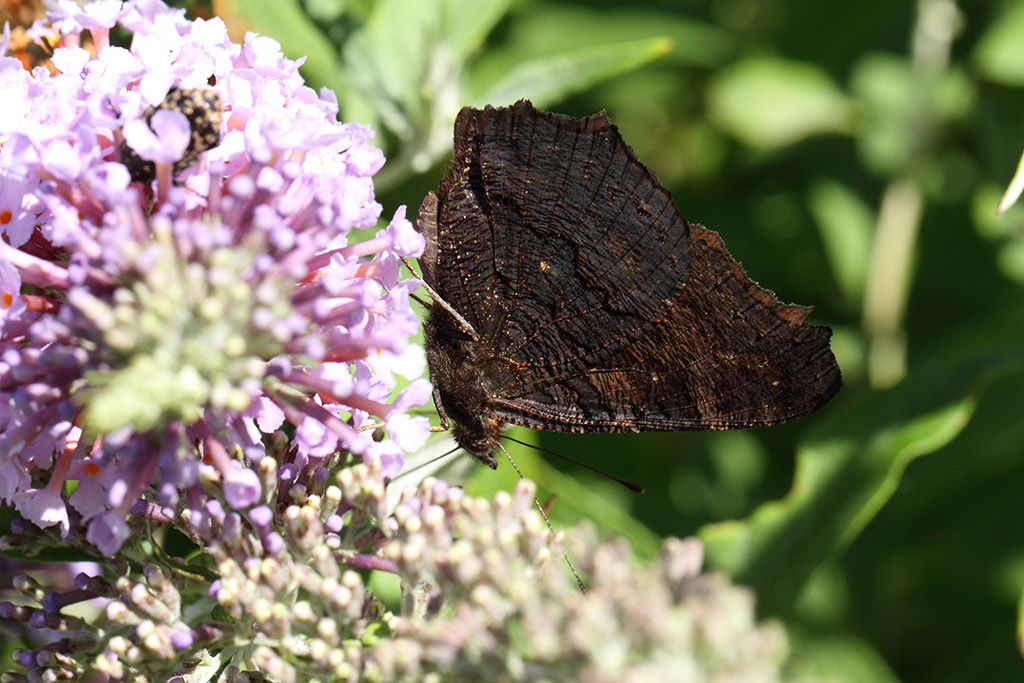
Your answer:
[495,165,681,361]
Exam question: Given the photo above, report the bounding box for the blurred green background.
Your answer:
[13,0,1024,679]
[213,0,1024,680]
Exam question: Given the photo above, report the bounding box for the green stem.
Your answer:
[861,0,960,388]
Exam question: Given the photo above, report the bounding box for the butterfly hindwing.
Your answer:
[488,224,840,431]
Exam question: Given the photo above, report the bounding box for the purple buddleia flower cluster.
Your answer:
[0,0,430,557]
[0,2,795,681]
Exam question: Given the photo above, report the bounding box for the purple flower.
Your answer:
[0,0,427,554]
[0,173,37,248]
[12,486,70,537]
[222,465,262,509]
[0,260,28,331]
[122,109,191,164]
[86,510,132,556]
[171,629,194,650]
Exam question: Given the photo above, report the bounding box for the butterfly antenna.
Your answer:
[390,444,462,482]
[399,255,421,279]
[409,291,432,309]
[502,435,645,494]
[399,256,479,340]
[496,442,587,592]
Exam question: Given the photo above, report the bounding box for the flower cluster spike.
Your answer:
[0,0,431,556]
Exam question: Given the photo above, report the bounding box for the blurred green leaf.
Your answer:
[786,628,901,683]
[996,240,1024,286]
[850,56,915,175]
[332,0,675,190]
[341,0,443,138]
[699,353,1024,615]
[706,56,853,150]
[469,3,732,70]
[473,37,673,110]
[808,179,875,308]
[337,0,473,188]
[443,0,516,62]
[850,53,973,177]
[974,1,1024,86]
[996,147,1024,215]
[973,184,1020,240]
[702,431,770,519]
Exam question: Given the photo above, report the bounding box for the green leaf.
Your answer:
[341,0,514,132]
[707,56,853,150]
[974,1,1024,86]
[341,0,444,138]
[786,627,901,683]
[1018,581,1024,660]
[849,53,973,176]
[996,148,1024,215]
[470,4,732,71]
[337,0,527,189]
[473,37,673,111]
[700,353,1024,615]
[443,0,517,62]
[808,179,875,307]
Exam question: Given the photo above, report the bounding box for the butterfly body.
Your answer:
[418,100,841,467]
[421,302,505,466]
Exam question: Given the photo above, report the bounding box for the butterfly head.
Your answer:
[434,364,504,469]
[451,422,501,469]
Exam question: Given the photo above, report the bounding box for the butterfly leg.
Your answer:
[430,384,451,433]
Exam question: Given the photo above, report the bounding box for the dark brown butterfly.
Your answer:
[416,100,841,468]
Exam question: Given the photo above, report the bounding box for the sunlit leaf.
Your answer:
[974,1,1024,86]
[707,56,853,150]
[996,148,1024,215]
[444,0,517,61]
[1018,582,1024,660]
[473,37,673,111]
[341,0,444,137]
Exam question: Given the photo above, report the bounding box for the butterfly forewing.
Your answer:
[438,101,691,372]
